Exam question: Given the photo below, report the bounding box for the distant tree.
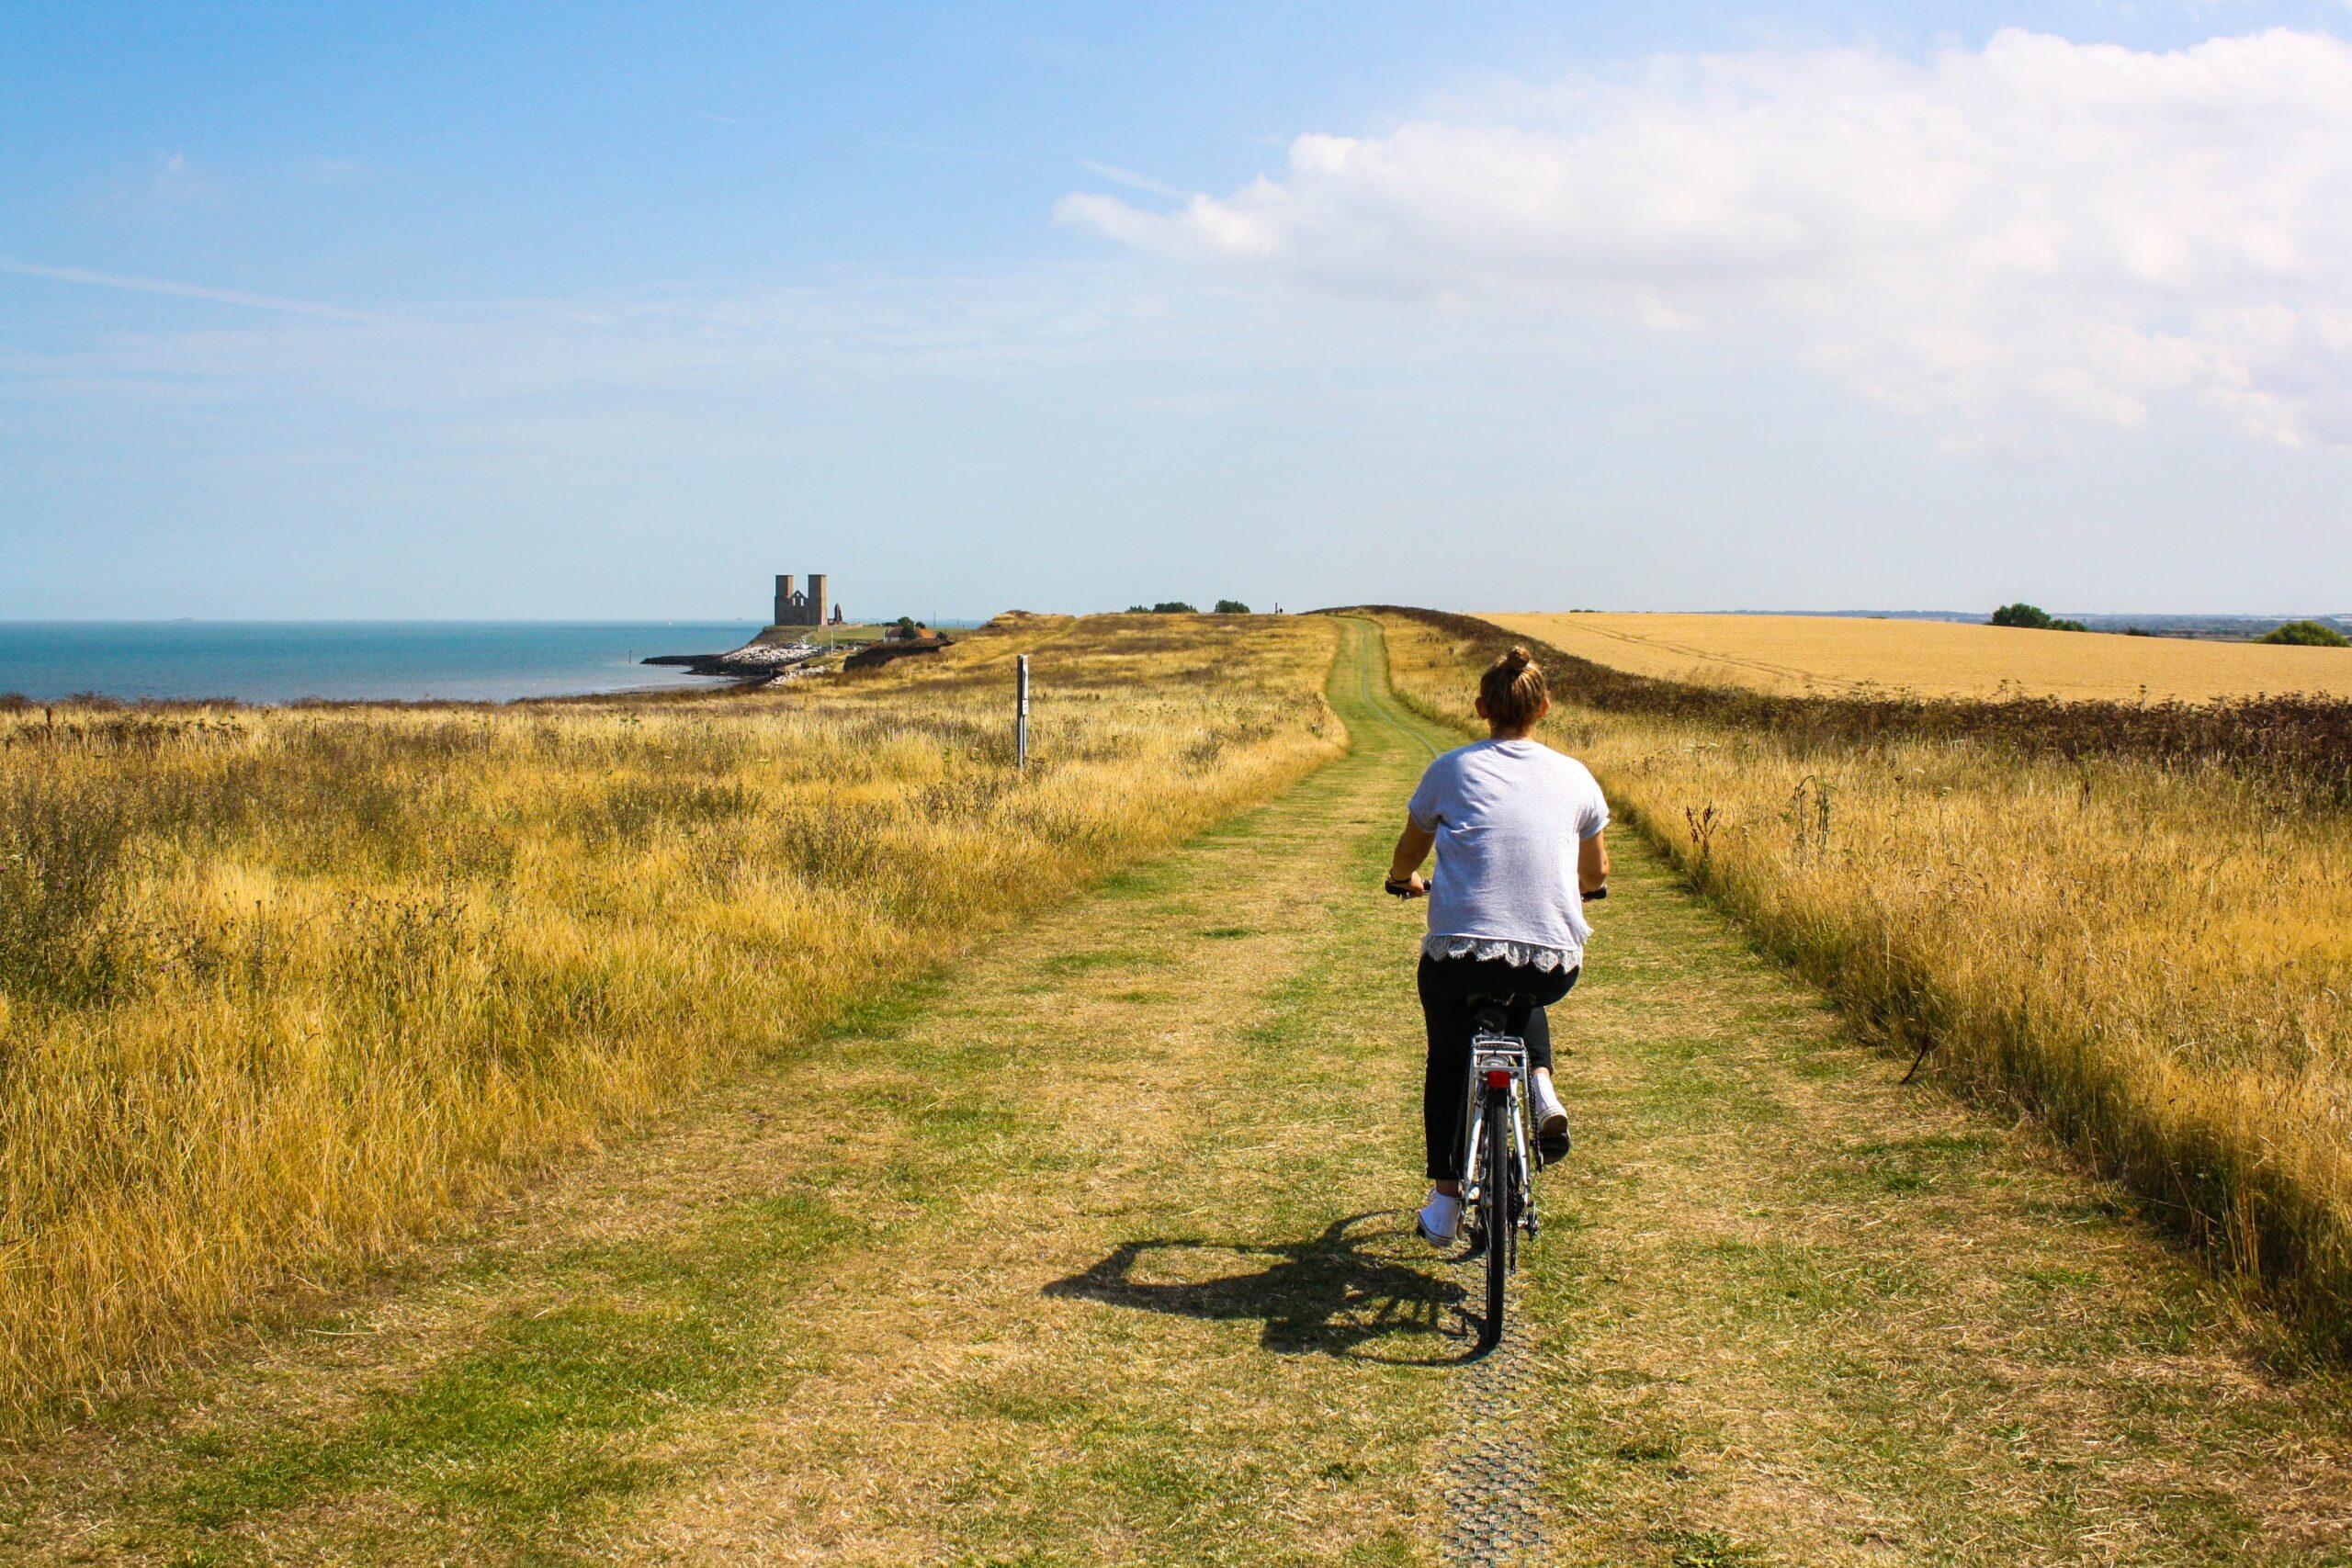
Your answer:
[1214,599,1250,615]
[1990,603,2086,632]
[2260,619,2351,648]
[1125,604,1151,614]
[1151,601,1199,614]
[2123,626,2153,637]
[892,615,917,639]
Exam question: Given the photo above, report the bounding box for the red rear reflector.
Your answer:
[1485,1070,1511,1089]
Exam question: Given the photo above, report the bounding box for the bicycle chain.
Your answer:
[1437,1311,1553,1566]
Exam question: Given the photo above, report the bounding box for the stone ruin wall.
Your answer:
[772,572,832,628]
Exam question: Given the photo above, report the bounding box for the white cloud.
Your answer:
[152,151,220,206]
[1057,28,2352,450]
[0,266,1288,423]
[296,157,373,188]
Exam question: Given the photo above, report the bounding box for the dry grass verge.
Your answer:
[1369,607,2352,1356]
[1336,605,2352,811]
[0,615,1340,1434]
[1488,609,2352,703]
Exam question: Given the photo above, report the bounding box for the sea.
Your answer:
[0,622,768,705]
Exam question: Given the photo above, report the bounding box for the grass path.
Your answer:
[6,618,2349,1565]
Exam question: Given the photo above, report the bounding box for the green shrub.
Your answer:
[2260,620,2350,648]
[1991,603,2084,632]
[1214,599,1250,615]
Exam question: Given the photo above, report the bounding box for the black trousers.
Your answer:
[1419,953,1579,1181]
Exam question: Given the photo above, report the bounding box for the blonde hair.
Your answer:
[1479,646,1549,733]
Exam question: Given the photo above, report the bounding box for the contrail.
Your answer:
[0,261,374,321]
[1077,160,1184,199]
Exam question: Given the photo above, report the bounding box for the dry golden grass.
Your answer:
[8,618,2350,1566]
[0,617,1447,1566]
[1487,611,2352,702]
[1381,610,2352,1349]
[0,614,1341,1434]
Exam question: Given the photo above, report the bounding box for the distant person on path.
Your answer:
[1384,645,1610,1247]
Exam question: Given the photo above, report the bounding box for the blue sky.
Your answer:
[5,1,2349,619]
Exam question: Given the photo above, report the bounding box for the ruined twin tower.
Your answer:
[773,573,842,628]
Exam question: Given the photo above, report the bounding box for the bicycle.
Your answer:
[1457,992,1539,1350]
[1385,876,1602,1350]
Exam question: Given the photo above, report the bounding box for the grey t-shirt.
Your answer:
[1408,739,1610,963]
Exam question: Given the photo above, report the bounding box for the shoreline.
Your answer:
[642,622,948,682]
[0,620,771,706]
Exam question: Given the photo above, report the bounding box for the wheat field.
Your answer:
[0,614,1341,1433]
[1380,609,2352,1352]
[1487,611,2352,702]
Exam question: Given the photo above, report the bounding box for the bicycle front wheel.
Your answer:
[1480,1086,1512,1348]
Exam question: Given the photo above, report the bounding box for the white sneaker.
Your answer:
[1531,1073,1570,1145]
[1417,1189,1463,1247]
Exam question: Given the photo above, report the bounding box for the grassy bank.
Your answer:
[1369,608,2352,1353]
[0,614,1341,1434]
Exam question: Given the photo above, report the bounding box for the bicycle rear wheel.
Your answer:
[1479,1085,1512,1349]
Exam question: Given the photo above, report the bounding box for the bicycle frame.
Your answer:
[1458,1031,1538,1240]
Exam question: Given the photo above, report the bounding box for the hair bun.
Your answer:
[1479,643,1550,731]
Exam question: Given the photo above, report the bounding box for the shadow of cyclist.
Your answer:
[1043,1211,1478,1365]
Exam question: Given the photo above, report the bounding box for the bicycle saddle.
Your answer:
[1465,994,1537,1034]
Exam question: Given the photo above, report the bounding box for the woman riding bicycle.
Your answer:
[1384,645,1609,1247]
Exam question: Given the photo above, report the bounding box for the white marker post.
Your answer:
[1015,653,1031,771]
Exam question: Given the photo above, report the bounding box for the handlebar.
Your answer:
[1383,877,1424,899]
[1385,877,1607,900]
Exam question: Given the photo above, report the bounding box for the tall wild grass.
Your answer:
[0,615,1340,1432]
[1371,608,2352,1354]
